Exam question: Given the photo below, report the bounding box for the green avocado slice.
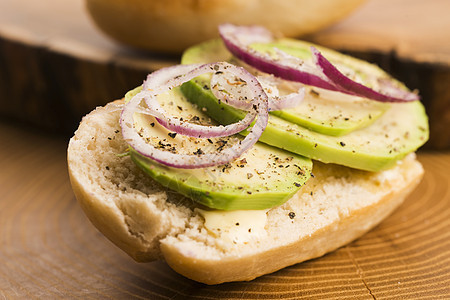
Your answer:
[270,89,389,136]
[180,39,429,171]
[249,42,391,136]
[182,39,392,136]
[126,87,312,210]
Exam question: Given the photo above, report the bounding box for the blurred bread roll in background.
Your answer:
[85,0,365,54]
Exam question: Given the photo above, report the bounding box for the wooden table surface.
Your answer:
[1,0,450,298]
[0,120,449,299]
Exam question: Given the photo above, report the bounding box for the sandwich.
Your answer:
[67,24,428,284]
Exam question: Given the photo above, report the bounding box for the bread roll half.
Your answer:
[67,100,423,284]
[85,0,366,53]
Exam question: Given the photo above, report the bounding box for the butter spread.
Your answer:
[196,208,268,245]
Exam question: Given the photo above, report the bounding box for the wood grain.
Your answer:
[0,120,448,299]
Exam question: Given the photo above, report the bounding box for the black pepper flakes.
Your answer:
[310,89,320,97]
[193,148,204,155]
[340,141,346,147]
[168,132,177,138]
[288,212,296,219]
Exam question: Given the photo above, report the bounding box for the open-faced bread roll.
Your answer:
[67,100,423,284]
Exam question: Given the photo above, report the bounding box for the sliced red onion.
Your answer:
[140,63,258,138]
[210,71,305,111]
[219,23,419,103]
[209,69,256,111]
[310,47,419,102]
[218,23,338,90]
[142,64,201,92]
[120,62,269,169]
[269,89,305,111]
[256,75,305,111]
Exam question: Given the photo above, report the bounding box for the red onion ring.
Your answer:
[219,23,419,103]
[310,47,419,103]
[209,68,255,111]
[256,75,305,111]
[141,64,257,138]
[268,89,305,111]
[218,23,338,90]
[120,62,269,169]
[210,71,305,111]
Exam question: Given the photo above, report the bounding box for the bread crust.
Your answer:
[85,0,365,53]
[67,102,194,262]
[67,104,158,261]
[68,101,423,284]
[160,160,423,284]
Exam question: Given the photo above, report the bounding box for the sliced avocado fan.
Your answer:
[180,39,429,172]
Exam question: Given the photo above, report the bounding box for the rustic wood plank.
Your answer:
[0,0,177,134]
[0,120,448,299]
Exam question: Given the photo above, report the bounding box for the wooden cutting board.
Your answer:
[0,120,448,299]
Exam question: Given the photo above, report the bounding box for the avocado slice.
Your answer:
[249,42,390,136]
[271,88,389,136]
[182,39,390,136]
[250,40,403,90]
[180,39,429,171]
[127,87,312,210]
